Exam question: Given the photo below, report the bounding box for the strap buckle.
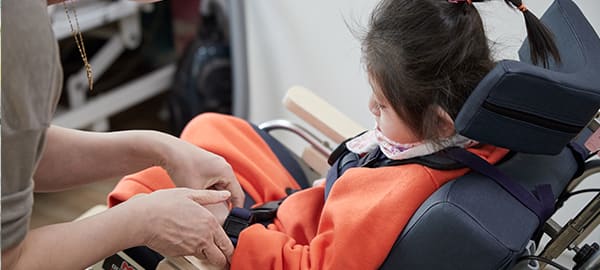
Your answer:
[251,200,283,223]
[223,208,254,246]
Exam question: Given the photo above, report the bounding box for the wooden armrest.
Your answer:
[283,86,365,144]
[301,146,331,176]
[158,256,219,270]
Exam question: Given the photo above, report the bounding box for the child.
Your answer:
[108,0,560,268]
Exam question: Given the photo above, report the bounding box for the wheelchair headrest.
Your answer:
[455,0,600,155]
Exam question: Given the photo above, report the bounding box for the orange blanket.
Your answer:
[108,113,508,269]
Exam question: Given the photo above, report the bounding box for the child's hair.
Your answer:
[361,0,561,142]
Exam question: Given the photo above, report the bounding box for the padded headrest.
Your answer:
[455,0,600,155]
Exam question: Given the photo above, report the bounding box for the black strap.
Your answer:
[223,207,254,246]
[383,153,466,170]
[442,147,555,225]
[568,141,589,179]
[223,197,291,246]
[251,199,286,225]
[327,133,364,165]
[325,144,465,200]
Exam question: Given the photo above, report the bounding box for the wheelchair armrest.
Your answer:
[301,145,331,176]
[158,256,219,270]
[283,86,365,144]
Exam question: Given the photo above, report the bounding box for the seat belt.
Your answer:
[442,147,555,226]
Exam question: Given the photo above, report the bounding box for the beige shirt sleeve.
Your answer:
[1,0,63,250]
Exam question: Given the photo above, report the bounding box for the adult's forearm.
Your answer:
[2,204,144,270]
[34,125,170,191]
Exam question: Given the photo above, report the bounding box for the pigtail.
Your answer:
[504,0,561,67]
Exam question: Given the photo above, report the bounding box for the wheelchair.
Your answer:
[91,0,599,269]
[260,0,600,268]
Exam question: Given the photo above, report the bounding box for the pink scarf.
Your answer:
[346,128,476,160]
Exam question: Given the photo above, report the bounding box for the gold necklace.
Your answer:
[62,0,93,91]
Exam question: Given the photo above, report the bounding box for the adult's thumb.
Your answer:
[188,189,231,205]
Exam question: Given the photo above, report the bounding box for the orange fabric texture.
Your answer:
[108,113,300,208]
[107,113,509,269]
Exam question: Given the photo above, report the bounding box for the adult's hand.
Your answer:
[158,136,245,208]
[34,127,244,210]
[125,188,234,267]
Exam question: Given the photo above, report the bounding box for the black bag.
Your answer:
[168,0,232,135]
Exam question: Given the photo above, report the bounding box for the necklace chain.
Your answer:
[62,0,93,91]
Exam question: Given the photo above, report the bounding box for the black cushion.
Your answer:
[455,0,600,155]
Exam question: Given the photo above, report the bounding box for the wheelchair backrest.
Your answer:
[455,0,600,155]
[380,0,600,269]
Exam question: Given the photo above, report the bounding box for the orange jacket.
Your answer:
[108,113,508,269]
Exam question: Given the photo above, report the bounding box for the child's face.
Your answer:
[368,79,420,144]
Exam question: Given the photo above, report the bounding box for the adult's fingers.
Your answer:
[187,189,231,205]
[213,222,234,259]
[199,243,228,268]
[224,180,245,208]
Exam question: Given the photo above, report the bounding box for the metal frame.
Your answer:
[50,0,173,130]
[258,119,333,157]
[538,167,600,269]
[228,0,249,118]
[53,64,175,128]
[534,116,600,270]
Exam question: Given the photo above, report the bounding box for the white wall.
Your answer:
[245,0,376,126]
[244,0,600,266]
[246,0,600,125]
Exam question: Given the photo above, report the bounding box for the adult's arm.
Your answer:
[34,125,244,207]
[2,188,233,270]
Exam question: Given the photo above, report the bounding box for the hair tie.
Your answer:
[448,0,472,4]
[518,4,528,12]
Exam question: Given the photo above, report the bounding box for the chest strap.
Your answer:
[223,200,286,246]
[326,141,555,225]
[324,141,465,200]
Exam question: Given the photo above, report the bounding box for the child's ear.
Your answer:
[435,106,455,138]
